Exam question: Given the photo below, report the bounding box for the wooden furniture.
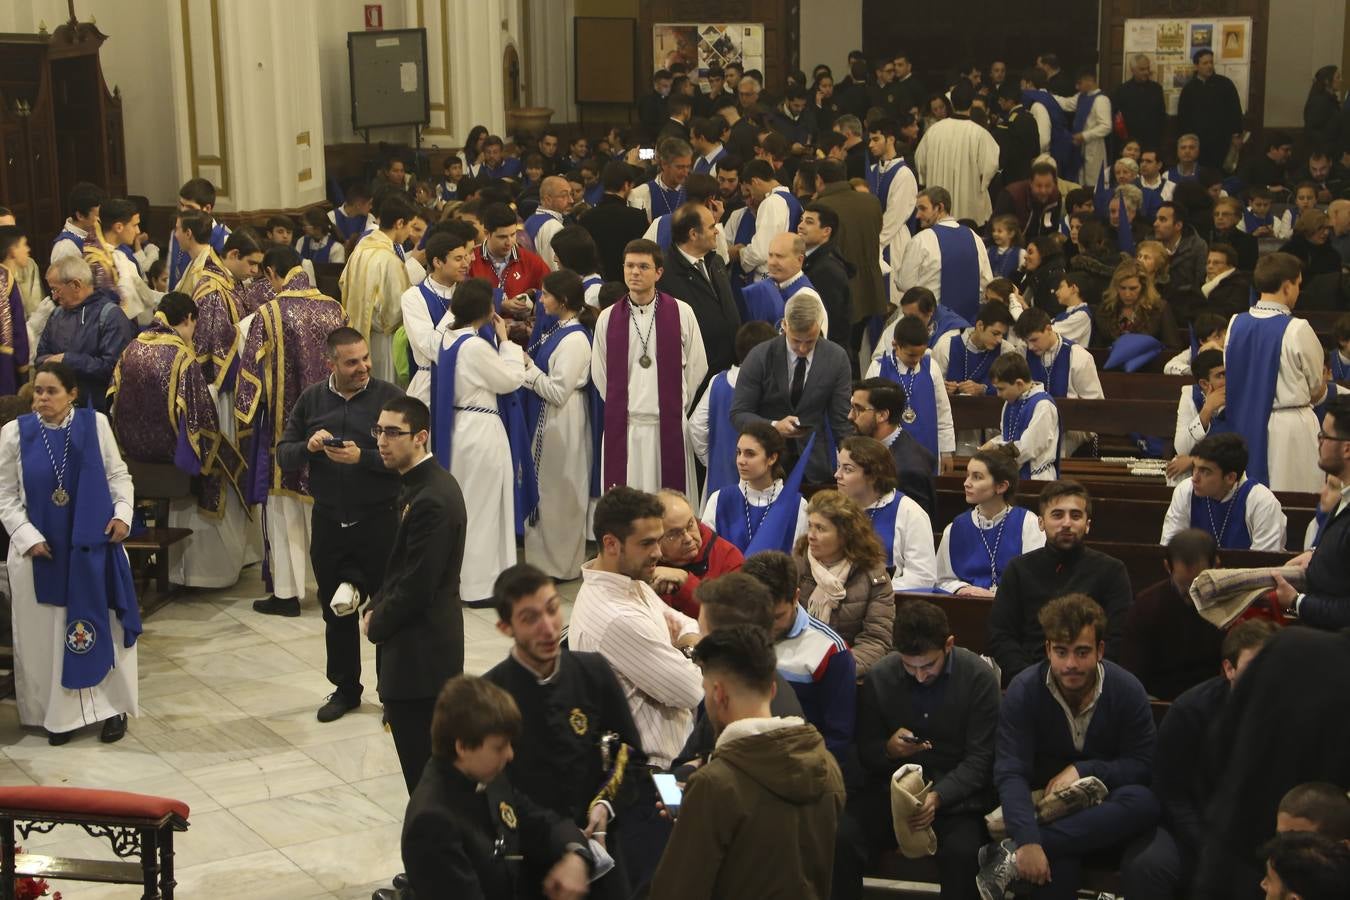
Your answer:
[124,461,193,608]
[0,786,189,900]
[0,13,127,264]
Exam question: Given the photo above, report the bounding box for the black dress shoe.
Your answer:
[317,692,360,723]
[99,714,128,743]
[392,873,410,891]
[47,730,72,746]
[252,595,301,617]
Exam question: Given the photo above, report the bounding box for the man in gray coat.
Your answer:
[812,160,886,371]
[730,293,853,484]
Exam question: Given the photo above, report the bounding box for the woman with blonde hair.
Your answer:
[792,489,894,675]
[1279,209,1342,279]
[1094,256,1180,346]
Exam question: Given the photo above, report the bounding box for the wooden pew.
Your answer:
[1096,371,1191,401]
[948,395,1181,439]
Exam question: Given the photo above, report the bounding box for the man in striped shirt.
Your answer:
[570,487,704,768]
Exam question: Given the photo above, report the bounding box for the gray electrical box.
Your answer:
[348,28,430,131]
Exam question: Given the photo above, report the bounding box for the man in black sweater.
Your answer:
[276,328,404,722]
[1112,55,1166,152]
[842,599,999,900]
[1120,620,1277,900]
[987,481,1133,686]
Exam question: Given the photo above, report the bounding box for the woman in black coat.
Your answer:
[1303,65,1343,145]
[1279,210,1343,280]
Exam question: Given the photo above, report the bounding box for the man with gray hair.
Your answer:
[730,291,853,482]
[37,255,133,411]
[1112,54,1165,151]
[521,175,571,269]
[914,80,1000,225]
[831,114,867,180]
[628,137,693,223]
[741,232,829,333]
[894,187,992,324]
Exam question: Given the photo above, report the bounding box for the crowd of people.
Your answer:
[1,46,1349,900]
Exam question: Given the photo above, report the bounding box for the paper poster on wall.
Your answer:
[1123,16,1252,115]
[653,23,765,91]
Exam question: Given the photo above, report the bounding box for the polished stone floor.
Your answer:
[1,564,581,899]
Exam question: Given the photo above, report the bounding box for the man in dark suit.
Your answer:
[812,160,886,366]
[730,293,853,484]
[799,202,855,361]
[657,203,741,379]
[580,161,650,281]
[848,377,938,520]
[638,69,673,141]
[657,95,693,145]
[1274,396,1350,628]
[363,396,467,794]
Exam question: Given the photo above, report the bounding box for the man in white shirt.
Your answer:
[569,487,703,768]
[914,81,1000,225]
[400,224,476,405]
[895,187,992,324]
[1054,68,1113,187]
[1161,433,1286,551]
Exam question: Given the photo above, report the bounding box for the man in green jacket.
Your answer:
[649,624,846,899]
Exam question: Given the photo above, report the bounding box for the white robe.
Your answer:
[990,384,1060,480]
[875,158,918,278]
[1051,304,1093,347]
[860,490,937,592]
[112,247,161,327]
[1054,91,1112,186]
[935,506,1046,595]
[894,219,994,307]
[438,326,526,602]
[739,189,795,277]
[1030,335,1104,457]
[930,328,1017,455]
[591,298,708,498]
[1224,304,1325,494]
[339,231,410,384]
[913,118,1001,224]
[523,327,593,581]
[400,277,455,405]
[1161,476,1287,551]
[0,412,138,732]
[628,176,685,223]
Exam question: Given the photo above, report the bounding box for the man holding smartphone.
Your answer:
[277,327,404,723]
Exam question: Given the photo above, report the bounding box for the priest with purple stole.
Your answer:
[894,187,990,325]
[591,239,708,496]
[235,247,348,617]
[741,233,829,333]
[867,315,955,474]
[1223,252,1326,493]
[0,226,32,395]
[108,291,248,591]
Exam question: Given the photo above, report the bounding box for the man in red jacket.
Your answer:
[467,203,551,320]
[650,489,743,617]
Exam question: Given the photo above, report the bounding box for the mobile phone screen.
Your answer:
[653,773,683,814]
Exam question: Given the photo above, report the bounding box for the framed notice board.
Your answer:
[575,17,637,105]
[348,27,430,131]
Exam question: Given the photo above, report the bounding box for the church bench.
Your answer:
[1096,372,1192,402]
[0,786,189,900]
[948,395,1181,441]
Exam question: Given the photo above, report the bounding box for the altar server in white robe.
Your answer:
[339,194,414,383]
[0,363,137,743]
[430,279,526,603]
[1053,69,1113,188]
[400,223,477,405]
[591,239,707,497]
[522,270,596,580]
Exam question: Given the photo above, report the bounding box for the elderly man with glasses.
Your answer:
[36,255,133,411]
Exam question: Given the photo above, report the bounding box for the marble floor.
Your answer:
[1,564,582,899]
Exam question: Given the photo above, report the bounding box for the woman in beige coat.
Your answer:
[792,489,894,676]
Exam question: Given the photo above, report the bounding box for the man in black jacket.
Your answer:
[580,162,649,281]
[1113,55,1166,152]
[1206,199,1259,271]
[657,203,741,379]
[987,481,1133,685]
[1177,50,1244,171]
[992,82,1040,187]
[1274,396,1350,628]
[363,396,467,793]
[849,378,938,520]
[800,202,855,361]
[843,599,1000,900]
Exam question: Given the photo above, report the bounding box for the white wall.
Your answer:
[1264,0,1346,128]
[800,0,862,82]
[319,0,417,146]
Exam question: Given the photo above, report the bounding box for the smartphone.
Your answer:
[322,437,346,447]
[652,772,683,815]
[639,147,656,161]
[898,734,925,744]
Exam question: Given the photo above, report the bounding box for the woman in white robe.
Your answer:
[0,363,137,742]
[522,271,595,580]
[433,279,526,603]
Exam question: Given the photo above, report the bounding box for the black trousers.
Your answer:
[384,697,436,794]
[310,505,397,700]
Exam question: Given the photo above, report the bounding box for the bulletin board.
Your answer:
[653,23,764,92]
[1122,17,1252,116]
[348,28,430,131]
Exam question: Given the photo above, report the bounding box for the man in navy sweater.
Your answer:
[978,594,1159,900]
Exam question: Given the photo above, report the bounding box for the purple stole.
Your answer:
[704,371,739,499]
[602,293,686,491]
[878,354,940,471]
[0,275,28,396]
[1023,89,1074,174]
[742,273,814,327]
[949,506,1029,589]
[1002,392,1059,479]
[944,333,998,394]
[523,323,602,501]
[932,224,980,323]
[18,409,140,689]
[1224,311,1290,486]
[1028,339,1075,398]
[866,490,904,568]
[1189,480,1256,549]
[988,245,1021,279]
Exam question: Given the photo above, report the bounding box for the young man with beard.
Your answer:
[986,481,1132,686]
[484,563,644,900]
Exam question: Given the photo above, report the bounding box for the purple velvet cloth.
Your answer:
[602,292,685,491]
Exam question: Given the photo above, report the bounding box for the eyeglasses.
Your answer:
[1317,431,1350,442]
[848,404,876,415]
[370,426,412,439]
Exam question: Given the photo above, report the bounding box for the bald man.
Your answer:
[1328,199,1350,265]
[741,232,828,334]
[522,175,572,270]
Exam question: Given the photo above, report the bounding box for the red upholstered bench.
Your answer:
[0,786,190,899]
